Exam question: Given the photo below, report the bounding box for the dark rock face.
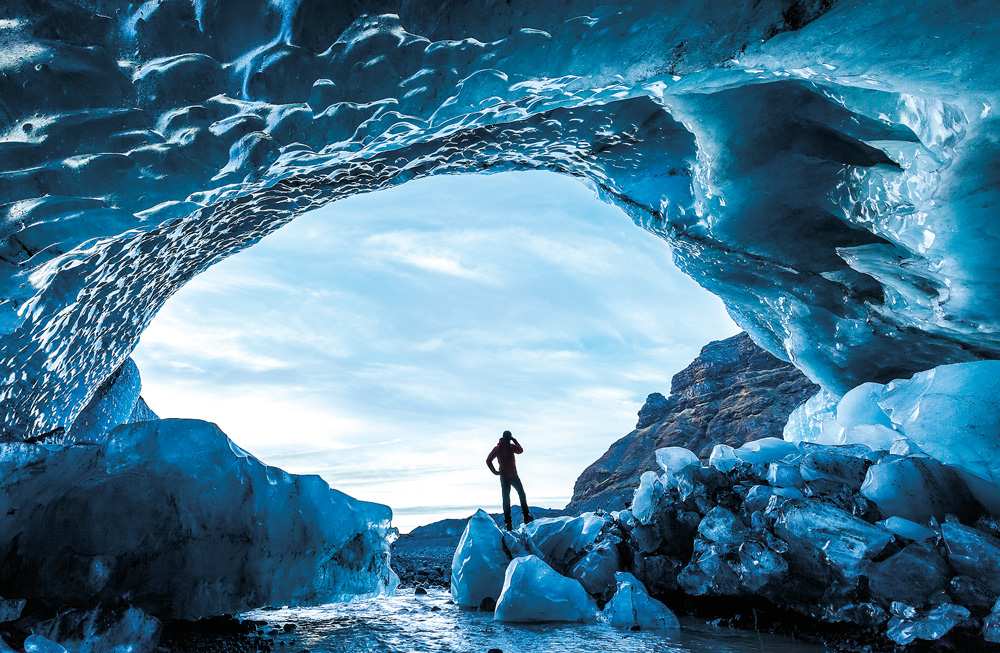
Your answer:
[568,333,818,513]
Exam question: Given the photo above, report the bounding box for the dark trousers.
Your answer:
[500,474,531,530]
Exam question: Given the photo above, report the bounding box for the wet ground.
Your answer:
[245,588,822,653]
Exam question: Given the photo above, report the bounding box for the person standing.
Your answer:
[486,430,534,530]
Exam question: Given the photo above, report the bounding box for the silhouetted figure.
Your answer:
[486,430,534,530]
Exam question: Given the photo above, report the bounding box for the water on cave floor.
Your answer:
[245,589,821,652]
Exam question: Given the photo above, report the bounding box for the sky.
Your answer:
[133,171,739,532]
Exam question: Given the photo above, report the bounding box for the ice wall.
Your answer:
[2,0,1000,439]
[0,417,397,620]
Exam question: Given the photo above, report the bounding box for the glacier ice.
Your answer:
[30,606,160,653]
[654,447,699,480]
[785,361,1000,518]
[886,602,970,646]
[450,509,513,609]
[521,513,611,571]
[733,438,798,466]
[861,456,978,522]
[494,555,597,624]
[773,501,892,578]
[0,418,396,620]
[630,471,666,526]
[2,1,1000,443]
[22,636,67,653]
[601,572,679,631]
[877,517,935,542]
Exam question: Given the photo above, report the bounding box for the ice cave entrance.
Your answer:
[133,170,738,533]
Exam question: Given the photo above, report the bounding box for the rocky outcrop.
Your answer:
[568,333,817,513]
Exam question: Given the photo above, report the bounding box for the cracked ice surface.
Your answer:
[3,1,1000,438]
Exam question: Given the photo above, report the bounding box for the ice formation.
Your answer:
[0,417,397,620]
[450,509,515,609]
[494,555,597,623]
[2,1,1000,440]
[601,572,679,631]
[3,0,1000,647]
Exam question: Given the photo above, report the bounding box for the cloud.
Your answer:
[362,231,501,285]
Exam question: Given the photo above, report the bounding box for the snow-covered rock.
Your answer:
[494,555,597,623]
[0,419,396,620]
[451,509,512,609]
[601,572,678,630]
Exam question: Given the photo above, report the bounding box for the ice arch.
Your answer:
[2,0,1000,439]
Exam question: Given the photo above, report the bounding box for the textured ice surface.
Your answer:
[861,456,977,522]
[601,572,679,631]
[450,509,512,609]
[30,606,160,653]
[522,514,611,570]
[733,438,797,466]
[785,361,1000,512]
[773,501,892,578]
[494,555,597,624]
[4,1,1000,439]
[654,447,699,480]
[877,517,935,542]
[0,418,396,619]
[886,602,970,646]
[22,636,66,653]
[630,471,666,526]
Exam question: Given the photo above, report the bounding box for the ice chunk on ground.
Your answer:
[736,541,788,592]
[866,543,949,607]
[734,438,798,465]
[886,602,970,645]
[941,519,1000,593]
[569,536,621,598]
[861,456,977,522]
[0,419,396,620]
[767,462,803,488]
[877,517,935,541]
[798,445,870,488]
[774,501,892,577]
[697,507,746,546]
[23,636,67,653]
[494,555,597,623]
[984,599,1000,643]
[630,471,665,526]
[0,598,25,623]
[31,606,160,653]
[522,513,610,570]
[654,447,699,480]
[708,444,739,472]
[451,509,511,609]
[601,572,678,630]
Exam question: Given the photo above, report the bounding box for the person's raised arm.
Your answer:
[486,446,501,475]
[511,437,523,454]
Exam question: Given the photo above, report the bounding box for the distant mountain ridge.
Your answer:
[567,332,817,513]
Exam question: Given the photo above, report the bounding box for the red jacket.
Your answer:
[487,438,523,478]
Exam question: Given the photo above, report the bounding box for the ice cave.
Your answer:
[3,0,1000,651]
